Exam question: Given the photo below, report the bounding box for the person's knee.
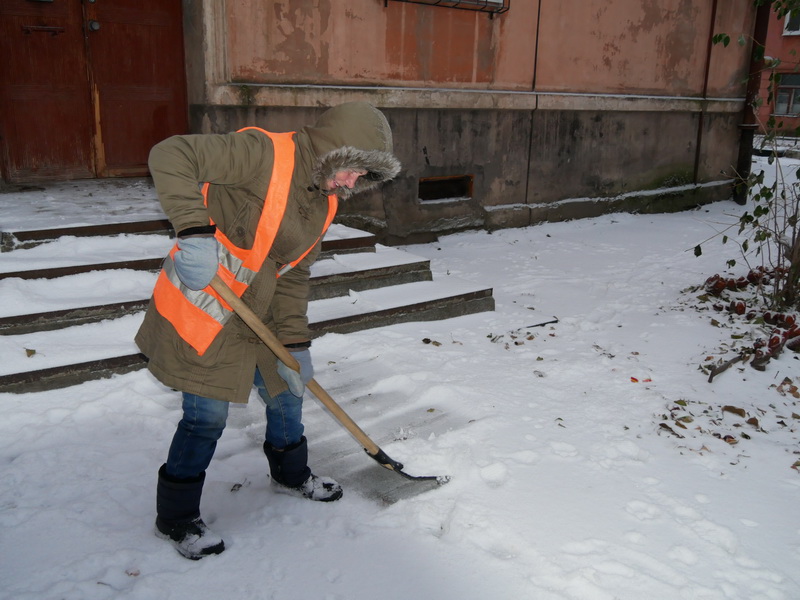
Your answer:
[266,389,302,414]
[183,394,229,430]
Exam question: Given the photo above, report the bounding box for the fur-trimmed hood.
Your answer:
[301,102,401,200]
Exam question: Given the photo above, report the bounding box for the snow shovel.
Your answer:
[210,274,449,486]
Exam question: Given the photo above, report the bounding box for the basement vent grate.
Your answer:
[419,175,473,203]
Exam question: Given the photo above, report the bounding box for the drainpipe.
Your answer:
[694,0,719,186]
[525,0,543,225]
[733,1,772,205]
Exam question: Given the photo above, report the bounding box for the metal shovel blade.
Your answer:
[365,446,450,484]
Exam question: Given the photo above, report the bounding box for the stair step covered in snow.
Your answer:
[0,180,494,393]
[0,223,377,280]
[2,209,377,253]
[0,245,435,335]
[0,277,494,393]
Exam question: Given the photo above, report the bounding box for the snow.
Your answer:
[307,278,485,322]
[310,244,426,277]
[2,159,800,599]
[0,270,159,316]
[0,234,173,271]
[0,178,164,231]
[0,314,142,377]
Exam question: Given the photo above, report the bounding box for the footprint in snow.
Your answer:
[549,441,579,458]
[667,545,699,565]
[625,500,663,521]
[740,519,759,527]
[479,462,508,487]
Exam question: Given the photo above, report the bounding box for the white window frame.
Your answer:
[773,74,800,116]
[784,10,800,36]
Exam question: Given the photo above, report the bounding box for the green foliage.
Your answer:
[725,146,800,310]
[712,33,730,47]
[756,0,800,18]
[700,0,800,311]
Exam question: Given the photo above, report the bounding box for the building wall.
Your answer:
[223,1,536,90]
[757,10,800,135]
[182,0,757,243]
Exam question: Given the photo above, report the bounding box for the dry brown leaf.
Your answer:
[722,405,746,418]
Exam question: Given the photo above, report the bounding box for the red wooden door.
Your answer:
[0,1,95,181]
[0,0,187,183]
[85,0,187,177]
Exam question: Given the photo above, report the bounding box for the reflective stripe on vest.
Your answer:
[152,128,338,356]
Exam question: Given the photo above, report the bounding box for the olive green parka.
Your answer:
[135,102,401,403]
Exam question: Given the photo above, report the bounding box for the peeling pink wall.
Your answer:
[707,5,756,96]
[536,0,752,97]
[224,0,536,89]
[223,0,752,99]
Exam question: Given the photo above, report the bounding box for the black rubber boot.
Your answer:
[154,464,225,559]
[264,437,342,502]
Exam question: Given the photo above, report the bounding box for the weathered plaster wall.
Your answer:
[537,1,708,95]
[223,0,536,89]
[536,1,752,97]
[181,0,757,243]
[707,5,758,96]
[529,111,698,203]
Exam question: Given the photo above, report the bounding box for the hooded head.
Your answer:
[304,102,402,200]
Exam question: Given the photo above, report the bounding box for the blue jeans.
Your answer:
[165,368,305,479]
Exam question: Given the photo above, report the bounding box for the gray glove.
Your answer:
[173,236,219,290]
[277,349,314,397]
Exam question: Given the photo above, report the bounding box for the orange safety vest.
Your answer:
[152,128,338,356]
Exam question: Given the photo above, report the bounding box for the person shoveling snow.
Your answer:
[135,102,401,559]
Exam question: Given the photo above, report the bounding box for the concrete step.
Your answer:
[0,299,151,336]
[2,218,377,253]
[1,219,172,252]
[1,258,164,280]
[0,232,174,280]
[0,246,433,334]
[0,278,494,393]
[307,277,495,335]
[0,223,377,280]
[310,245,432,300]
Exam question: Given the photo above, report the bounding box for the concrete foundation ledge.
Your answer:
[485,180,733,227]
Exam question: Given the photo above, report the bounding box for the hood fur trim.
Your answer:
[312,146,402,200]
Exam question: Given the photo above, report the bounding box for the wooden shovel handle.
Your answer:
[209,274,381,455]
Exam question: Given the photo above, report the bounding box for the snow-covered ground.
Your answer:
[1,159,799,599]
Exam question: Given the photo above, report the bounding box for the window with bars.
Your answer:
[384,0,509,16]
[774,74,800,116]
